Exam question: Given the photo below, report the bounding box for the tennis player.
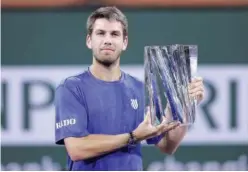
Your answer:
[54,6,204,171]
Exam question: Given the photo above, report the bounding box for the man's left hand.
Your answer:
[188,77,205,104]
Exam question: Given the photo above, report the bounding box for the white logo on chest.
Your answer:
[130,99,138,110]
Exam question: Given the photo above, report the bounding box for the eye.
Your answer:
[112,32,120,37]
[97,32,104,35]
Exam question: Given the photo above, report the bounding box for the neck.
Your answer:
[90,58,121,82]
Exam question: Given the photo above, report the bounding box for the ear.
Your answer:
[86,34,92,49]
[122,36,128,51]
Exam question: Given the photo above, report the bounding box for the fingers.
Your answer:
[191,77,203,83]
[189,88,204,98]
[162,121,180,132]
[161,115,168,124]
[188,78,203,90]
[144,106,151,124]
[188,76,204,102]
[188,86,204,94]
[155,120,180,135]
[155,119,168,133]
[188,82,203,93]
[192,90,204,98]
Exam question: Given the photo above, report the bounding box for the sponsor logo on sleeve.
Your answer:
[55,118,76,129]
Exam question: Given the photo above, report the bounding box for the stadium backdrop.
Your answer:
[1,1,248,170]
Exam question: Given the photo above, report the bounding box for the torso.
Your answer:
[66,70,145,170]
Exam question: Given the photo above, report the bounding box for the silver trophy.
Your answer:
[144,44,198,126]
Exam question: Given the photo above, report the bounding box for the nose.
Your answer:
[103,34,112,46]
[104,41,111,46]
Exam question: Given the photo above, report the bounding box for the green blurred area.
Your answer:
[1,146,248,170]
[2,8,248,65]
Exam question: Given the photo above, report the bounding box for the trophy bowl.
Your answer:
[144,44,198,126]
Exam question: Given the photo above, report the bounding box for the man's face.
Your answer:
[86,18,128,66]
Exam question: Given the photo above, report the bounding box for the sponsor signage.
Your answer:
[1,65,248,145]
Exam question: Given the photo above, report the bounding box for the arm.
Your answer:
[55,79,181,161]
[156,106,187,154]
[66,112,179,161]
[64,134,130,161]
[55,82,131,161]
[156,77,204,154]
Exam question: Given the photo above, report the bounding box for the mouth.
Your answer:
[101,48,115,52]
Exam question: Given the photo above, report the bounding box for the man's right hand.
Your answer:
[133,107,180,141]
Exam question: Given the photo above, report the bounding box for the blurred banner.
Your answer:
[2,66,248,145]
[2,65,248,170]
[2,0,248,8]
[2,7,248,171]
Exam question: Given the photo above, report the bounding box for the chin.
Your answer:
[95,56,119,67]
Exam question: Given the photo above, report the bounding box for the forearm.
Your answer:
[65,133,130,161]
[157,106,188,154]
[157,125,187,154]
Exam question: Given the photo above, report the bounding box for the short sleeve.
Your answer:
[55,83,89,145]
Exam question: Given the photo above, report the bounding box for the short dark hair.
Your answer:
[86,6,128,37]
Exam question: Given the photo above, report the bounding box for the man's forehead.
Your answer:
[93,18,123,32]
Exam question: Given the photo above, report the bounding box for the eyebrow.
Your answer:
[95,29,105,32]
[111,30,121,34]
[95,29,121,34]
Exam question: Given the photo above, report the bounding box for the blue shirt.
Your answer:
[55,69,163,171]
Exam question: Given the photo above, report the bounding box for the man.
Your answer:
[54,6,204,171]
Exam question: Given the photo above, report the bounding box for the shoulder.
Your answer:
[55,71,89,102]
[54,71,90,99]
[57,71,88,90]
[124,72,144,89]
